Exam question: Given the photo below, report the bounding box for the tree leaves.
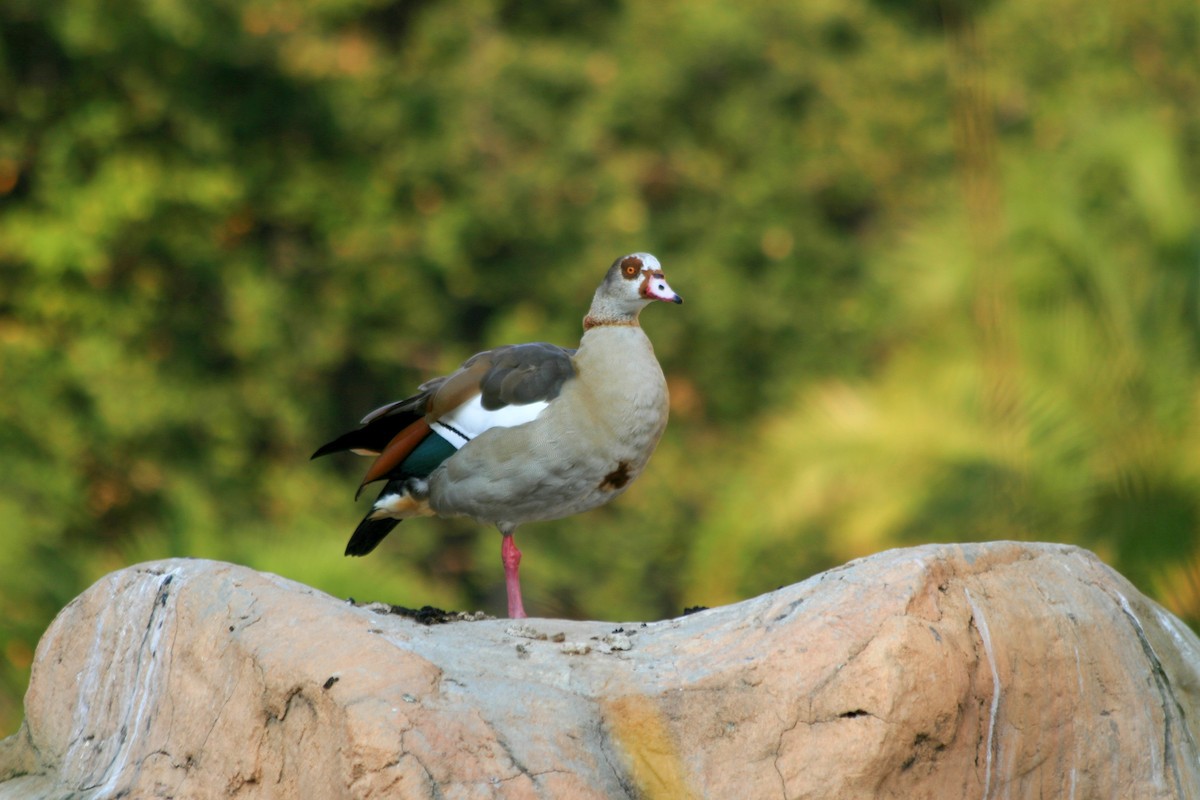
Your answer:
[1,0,1198,735]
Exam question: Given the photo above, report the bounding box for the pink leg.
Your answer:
[501,533,527,619]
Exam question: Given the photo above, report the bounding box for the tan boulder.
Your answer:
[2,542,1199,799]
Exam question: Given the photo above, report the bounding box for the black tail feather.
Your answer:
[312,410,421,460]
[345,515,402,557]
[312,429,372,460]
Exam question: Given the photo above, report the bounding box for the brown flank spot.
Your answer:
[600,461,632,490]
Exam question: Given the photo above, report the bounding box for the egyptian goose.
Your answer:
[314,253,683,618]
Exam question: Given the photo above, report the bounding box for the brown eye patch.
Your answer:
[620,256,643,279]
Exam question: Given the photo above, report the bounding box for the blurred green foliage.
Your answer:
[1,0,1198,734]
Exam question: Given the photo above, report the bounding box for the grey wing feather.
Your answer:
[359,342,576,425]
[477,343,577,410]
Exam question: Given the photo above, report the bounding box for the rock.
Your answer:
[2,542,1199,799]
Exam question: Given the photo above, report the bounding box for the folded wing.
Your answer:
[313,342,578,494]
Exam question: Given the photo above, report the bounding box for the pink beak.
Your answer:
[644,275,683,304]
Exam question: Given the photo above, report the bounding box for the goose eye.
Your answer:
[619,255,643,279]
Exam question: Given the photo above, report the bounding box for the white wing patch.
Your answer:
[432,394,550,449]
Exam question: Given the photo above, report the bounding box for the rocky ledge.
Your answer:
[2,542,1199,799]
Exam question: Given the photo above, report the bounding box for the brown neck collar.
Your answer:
[583,314,640,331]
